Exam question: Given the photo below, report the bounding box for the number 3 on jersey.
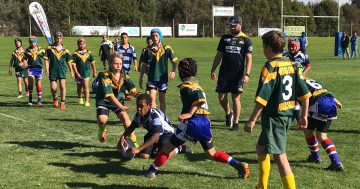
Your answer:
[282,75,293,101]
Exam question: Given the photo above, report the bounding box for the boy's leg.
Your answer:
[97,114,108,143]
[28,76,34,104]
[118,111,137,145]
[149,89,157,109]
[23,77,29,94]
[84,79,90,105]
[257,145,271,189]
[303,128,321,162]
[16,77,23,97]
[50,80,58,107]
[76,79,83,102]
[273,154,296,189]
[158,91,166,113]
[59,79,66,109]
[35,78,43,105]
[317,132,343,171]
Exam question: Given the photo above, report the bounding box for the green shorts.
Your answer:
[49,67,67,81]
[258,115,292,154]
[15,68,28,78]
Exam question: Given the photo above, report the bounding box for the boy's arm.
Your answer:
[169,60,177,80]
[334,98,342,109]
[118,121,137,151]
[8,59,13,75]
[45,59,49,76]
[298,98,309,129]
[90,61,97,78]
[139,63,146,89]
[132,133,161,154]
[178,102,204,121]
[210,51,223,80]
[106,95,129,111]
[244,102,264,133]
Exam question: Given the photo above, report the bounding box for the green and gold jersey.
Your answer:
[10,48,26,71]
[95,71,136,107]
[140,44,178,82]
[255,57,311,116]
[45,45,73,74]
[178,81,210,116]
[72,49,95,78]
[24,46,46,68]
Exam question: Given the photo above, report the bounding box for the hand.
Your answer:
[211,72,217,80]
[242,75,250,83]
[70,72,75,80]
[336,101,342,109]
[169,71,176,80]
[139,78,143,89]
[130,147,140,154]
[244,120,256,133]
[76,73,81,79]
[8,69,12,75]
[297,116,308,129]
[178,113,192,122]
[93,72,97,78]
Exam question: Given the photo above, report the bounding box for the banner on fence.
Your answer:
[178,24,197,36]
[284,26,305,36]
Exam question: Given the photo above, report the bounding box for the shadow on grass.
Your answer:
[65,182,170,189]
[45,118,121,126]
[0,101,30,107]
[64,150,124,162]
[49,161,236,179]
[7,140,101,150]
[183,151,258,164]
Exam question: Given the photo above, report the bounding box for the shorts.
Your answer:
[147,81,168,92]
[76,77,90,84]
[28,67,43,79]
[141,133,172,156]
[172,115,214,150]
[258,115,291,154]
[15,69,28,78]
[216,77,243,94]
[309,95,337,121]
[96,105,122,117]
[49,69,66,81]
[101,54,109,62]
[307,117,332,133]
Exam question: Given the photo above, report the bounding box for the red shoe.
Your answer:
[53,98,59,108]
[60,103,66,110]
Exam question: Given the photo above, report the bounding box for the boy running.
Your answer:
[245,31,311,189]
[8,38,29,98]
[72,38,97,107]
[144,58,249,179]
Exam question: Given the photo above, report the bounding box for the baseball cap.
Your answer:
[55,31,63,38]
[229,16,242,25]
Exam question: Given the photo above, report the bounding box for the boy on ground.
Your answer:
[72,38,97,107]
[118,94,191,159]
[139,28,178,113]
[9,38,29,98]
[45,32,75,110]
[95,52,138,145]
[23,36,46,106]
[244,31,311,189]
[302,78,344,172]
[144,58,249,179]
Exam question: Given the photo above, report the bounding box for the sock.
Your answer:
[174,148,179,155]
[53,95,58,100]
[281,173,296,189]
[129,133,137,144]
[258,154,271,189]
[153,151,169,168]
[321,138,341,165]
[37,88,42,102]
[28,90,33,103]
[148,164,159,173]
[214,151,233,164]
[306,135,321,160]
[60,100,65,105]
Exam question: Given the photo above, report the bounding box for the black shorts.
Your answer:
[307,117,332,133]
[96,106,122,117]
[141,133,172,156]
[215,77,244,94]
[101,54,109,62]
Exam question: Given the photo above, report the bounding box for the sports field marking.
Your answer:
[0,112,29,122]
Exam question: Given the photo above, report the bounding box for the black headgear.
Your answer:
[178,58,197,81]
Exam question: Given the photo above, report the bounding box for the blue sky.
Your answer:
[298,0,351,5]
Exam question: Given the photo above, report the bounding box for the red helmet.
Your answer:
[288,37,300,52]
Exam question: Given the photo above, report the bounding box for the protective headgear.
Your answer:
[178,58,197,81]
[14,38,22,45]
[150,28,163,41]
[55,31,63,38]
[29,36,38,43]
[288,37,300,52]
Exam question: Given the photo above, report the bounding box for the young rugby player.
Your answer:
[72,38,97,107]
[302,78,344,172]
[45,32,75,110]
[99,35,114,70]
[139,36,153,75]
[23,36,46,106]
[139,28,178,113]
[118,94,192,159]
[95,52,138,145]
[210,16,253,131]
[116,32,138,74]
[244,31,311,189]
[144,58,249,179]
[8,38,29,98]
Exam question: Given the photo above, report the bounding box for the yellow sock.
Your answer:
[258,154,271,189]
[129,133,137,143]
[281,173,296,189]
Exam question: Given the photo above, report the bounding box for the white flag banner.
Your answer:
[29,2,52,44]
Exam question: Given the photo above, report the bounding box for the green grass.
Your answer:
[0,36,359,189]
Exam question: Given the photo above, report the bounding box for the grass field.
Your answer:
[0,36,359,189]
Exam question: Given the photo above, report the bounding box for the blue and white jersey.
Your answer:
[283,51,310,70]
[132,108,174,136]
[116,44,137,73]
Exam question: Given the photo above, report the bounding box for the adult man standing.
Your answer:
[299,32,308,54]
[350,32,358,59]
[210,16,253,131]
[341,32,350,60]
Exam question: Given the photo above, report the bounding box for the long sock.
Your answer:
[281,173,296,189]
[149,151,170,172]
[306,135,321,160]
[60,99,65,104]
[37,88,42,102]
[28,90,33,103]
[258,154,271,189]
[321,138,341,165]
[129,133,137,144]
[214,151,235,165]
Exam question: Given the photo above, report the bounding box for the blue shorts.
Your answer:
[309,95,337,121]
[147,81,168,92]
[28,67,43,79]
[174,115,212,143]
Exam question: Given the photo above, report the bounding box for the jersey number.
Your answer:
[282,75,293,101]
[305,79,323,89]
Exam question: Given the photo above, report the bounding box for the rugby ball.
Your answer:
[119,138,136,160]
